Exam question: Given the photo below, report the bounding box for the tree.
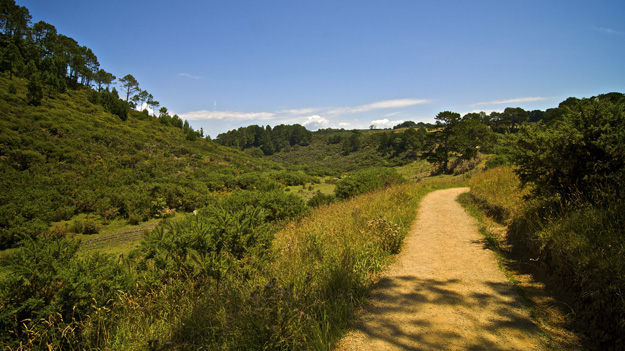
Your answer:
[26,71,43,105]
[0,0,31,39]
[393,121,418,129]
[1,41,22,79]
[32,21,57,57]
[94,69,115,92]
[341,131,361,155]
[425,111,461,171]
[424,111,493,172]
[492,107,528,133]
[510,96,625,202]
[119,74,140,102]
[146,94,159,116]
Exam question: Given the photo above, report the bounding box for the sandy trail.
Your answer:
[337,187,542,351]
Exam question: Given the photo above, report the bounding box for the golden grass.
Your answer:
[468,166,529,220]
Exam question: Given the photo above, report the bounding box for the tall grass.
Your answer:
[110,181,464,350]
[2,175,467,350]
[468,166,625,349]
[468,165,529,223]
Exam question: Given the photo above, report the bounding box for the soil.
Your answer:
[337,187,544,351]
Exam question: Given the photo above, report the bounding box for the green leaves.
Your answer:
[334,168,404,199]
[510,95,625,203]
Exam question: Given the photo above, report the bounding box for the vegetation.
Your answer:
[3,1,625,349]
[0,74,282,249]
[466,93,625,349]
[216,124,312,155]
[0,176,466,349]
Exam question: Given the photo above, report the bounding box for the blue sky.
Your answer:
[21,0,625,137]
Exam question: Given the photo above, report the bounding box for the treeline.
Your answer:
[0,0,200,138]
[216,124,312,155]
[0,0,115,101]
[218,105,554,174]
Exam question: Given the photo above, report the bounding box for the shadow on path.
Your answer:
[352,276,539,350]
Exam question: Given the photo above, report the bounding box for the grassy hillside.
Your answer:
[267,129,410,173]
[0,73,282,249]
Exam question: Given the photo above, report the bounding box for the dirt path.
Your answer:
[337,187,543,351]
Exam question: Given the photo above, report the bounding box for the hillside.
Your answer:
[0,74,281,249]
[266,129,393,173]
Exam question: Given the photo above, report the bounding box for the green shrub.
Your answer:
[0,235,133,349]
[334,167,404,199]
[307,191,335,208]
[510,96,625,203]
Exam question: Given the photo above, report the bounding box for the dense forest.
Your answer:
[2,0,625,349]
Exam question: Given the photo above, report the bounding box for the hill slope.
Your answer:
[0,74,280,248]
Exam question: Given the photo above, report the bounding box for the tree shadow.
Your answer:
[350,275,542,350]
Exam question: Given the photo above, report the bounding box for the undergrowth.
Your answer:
[0,176,467,350]
[468,166,625,350]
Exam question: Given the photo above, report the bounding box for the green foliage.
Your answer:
[0,235,133,348]
[510,94,625,203]
[307,190,336,207]
[139,205,273,280]
[424,111,494,173]
[0,75,280,249]
[217,124,312,155]
[220,190,308,222]
[378,126,427,159]
[26,72,43,105]
[267,129,390,173]
[341,131,362,155]
[334,167,404,199]
[470,154,625,348]
[89,88,130,120]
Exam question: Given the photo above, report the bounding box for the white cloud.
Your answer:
[278,107,323,116]
[302,115,329,129]
[326,98,431,116]
[384,111,403,118]
[370,118,404,129]
[180,110,275,121]
[470,96,553,107]
[177,73,202,80]
[182,97,430,130]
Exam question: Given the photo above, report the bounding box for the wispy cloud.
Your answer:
[470,96,553,107]
[592,26,625,36]
[180,110,275,121]
[177,73,202,80]
[278,98,430,118]
[384,111,403,118]
[277,107,323,116]
[326,98,431,116]
[181,97,430,129]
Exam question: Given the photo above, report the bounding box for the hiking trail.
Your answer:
[337,187,543,351]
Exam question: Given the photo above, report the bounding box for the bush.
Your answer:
[510,96,625,203]
[334,168,404,199]
[307,191,335,208]
[0,235,133,349]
